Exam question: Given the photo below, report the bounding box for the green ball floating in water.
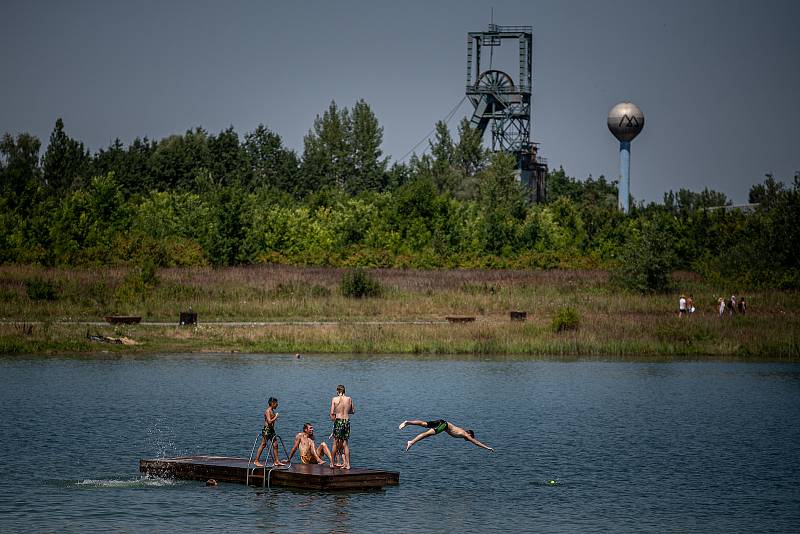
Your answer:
[548,479,557,485]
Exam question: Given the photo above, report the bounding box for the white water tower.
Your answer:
[608,102,644,213]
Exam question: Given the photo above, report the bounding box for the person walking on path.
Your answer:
[679,294,687,317]
[330,384,355,469]
[399,419,494,452]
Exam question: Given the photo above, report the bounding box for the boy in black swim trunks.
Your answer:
[330,384,355,469]
[253,397,285,467]
[399,419,494,452]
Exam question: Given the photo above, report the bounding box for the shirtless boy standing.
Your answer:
[253,397,285,467]
[330,384,355,469]
[287,423,335,465]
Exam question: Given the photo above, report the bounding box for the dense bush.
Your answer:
[612,222,676,293]
[26,278,58,301]
[552,307,580,333]
[340,268,382,298]
[116,259,160,302]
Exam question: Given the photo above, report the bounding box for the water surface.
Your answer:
[1,354,798,532]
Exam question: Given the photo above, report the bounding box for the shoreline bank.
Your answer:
[2,319,798,360]
[1,265,798,359]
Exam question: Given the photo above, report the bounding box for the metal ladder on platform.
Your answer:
[246,433,291,489]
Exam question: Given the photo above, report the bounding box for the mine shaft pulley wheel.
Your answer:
[474,69,515,93]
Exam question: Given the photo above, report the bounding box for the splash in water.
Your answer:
[146,418,180,458]
[73,475,176,489]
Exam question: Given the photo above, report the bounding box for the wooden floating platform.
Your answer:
[104,315,142,325]
[139,456,399,490]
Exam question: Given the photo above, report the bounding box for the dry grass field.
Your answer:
[1,265,798,358]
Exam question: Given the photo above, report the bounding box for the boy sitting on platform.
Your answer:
[288,423,335,465]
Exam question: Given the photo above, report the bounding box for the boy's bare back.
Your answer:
[330,395,354,420]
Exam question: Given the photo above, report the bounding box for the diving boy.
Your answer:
[399,419,494,452]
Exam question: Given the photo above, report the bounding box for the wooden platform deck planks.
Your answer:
[139,456,399,490]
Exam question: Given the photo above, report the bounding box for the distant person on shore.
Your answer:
[739,297,747,314]
[718,297,726,318]
[678,294,687,317]
[253,397,285,467]
[287,423,335,465]
[687,294,696,314]
[729,295,737,316]
[330,384,355,469]
[399,419,494,452]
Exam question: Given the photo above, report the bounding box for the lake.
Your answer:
[1,354,798,533]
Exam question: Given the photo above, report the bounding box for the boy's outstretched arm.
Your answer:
[287,434,301,463]
[466,434,494,452]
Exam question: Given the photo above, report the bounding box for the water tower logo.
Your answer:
[616,114,641,129]
[608,102,644,213]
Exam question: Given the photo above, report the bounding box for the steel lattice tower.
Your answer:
[466,24,547,202]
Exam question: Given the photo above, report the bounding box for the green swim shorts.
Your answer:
[333,418,351,440]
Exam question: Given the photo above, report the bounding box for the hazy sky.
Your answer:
[2,0,798,203]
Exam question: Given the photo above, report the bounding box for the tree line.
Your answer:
[1,99,798,290]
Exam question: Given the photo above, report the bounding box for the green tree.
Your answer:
[41,118,90,194]
[663,187,730,212]
[453,118,487,179]
[243,124,299,193]
[544,166,579,202]
[0,132,41,198]
[547,167,618,205]
[479,152,525,218]
[192,176,247,266]
[613,220,676,293]
[301,101,352,193]
[384,161,412,191]
[49,173,127,264]
[475,153,527,256]
[549,196,587,251]
[149,128,212,190]
[426,121,459,195]
[131,189,208,241]
[348,99,386,194]
[209,126,247,186]
[127,137,158,193]
[748,174,785,208]
[92,138,129,194]
[712,174,800,288]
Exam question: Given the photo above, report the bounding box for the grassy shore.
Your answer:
[1,265,798,359]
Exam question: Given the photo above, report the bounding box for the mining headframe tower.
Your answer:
[466,23,548,202]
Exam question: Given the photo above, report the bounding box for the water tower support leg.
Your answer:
[619,140,631,213]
